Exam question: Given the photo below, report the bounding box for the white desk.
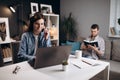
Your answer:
[0,56,110,80]
[0,61,56,80]
[37,55,110,80]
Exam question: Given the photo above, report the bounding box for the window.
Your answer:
[109,0,120,37]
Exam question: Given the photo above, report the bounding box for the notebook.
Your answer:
[34,45,71,69]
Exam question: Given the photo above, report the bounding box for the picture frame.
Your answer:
[40,4,52,14]
[0,17,10,43]
[30,2,39,14]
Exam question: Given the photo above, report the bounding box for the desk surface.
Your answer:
[0,55,110,80]
[37,55,110,80]
[0,61,56,80]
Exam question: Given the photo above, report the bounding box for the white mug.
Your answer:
[75,50,82,59]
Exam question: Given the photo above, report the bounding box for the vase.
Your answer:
[62,65,68,71]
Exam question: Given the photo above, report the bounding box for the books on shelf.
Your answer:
[2,47,12,58]
[83,40,98,47]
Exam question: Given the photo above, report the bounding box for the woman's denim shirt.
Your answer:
[18,31,51,61]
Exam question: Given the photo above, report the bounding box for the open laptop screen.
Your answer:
[34,45,71,69]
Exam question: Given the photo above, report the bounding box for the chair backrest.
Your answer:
[0,48,4,67]
[11,41,20,63]
[100,40,111,60]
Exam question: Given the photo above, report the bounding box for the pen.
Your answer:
[73,64,81,69]
[82,60,92,65]
[82,60,100,66]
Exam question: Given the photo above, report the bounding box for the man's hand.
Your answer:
[81,44,88,50]
[88,44,103,57]
[87,45,98,51]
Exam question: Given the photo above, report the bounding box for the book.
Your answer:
[83,40,98,47]
[110,27,116,35]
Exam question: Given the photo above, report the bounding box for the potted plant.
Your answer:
[62,60,68,71]
[60,12,77,41]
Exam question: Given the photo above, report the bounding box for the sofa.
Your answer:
[62,37,120,80]
[104,39,120,80]
[92,39,120,80]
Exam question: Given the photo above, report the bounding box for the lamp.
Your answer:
[10,6,16,13]
[9,4,22,13]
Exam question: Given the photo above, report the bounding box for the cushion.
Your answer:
[66,41,81,55]
[101,40,111,60]
[109,60,120,73]
[61,43,66,46]
[112,40,120,61]
[61,41,81,55]
[66,41,81,51]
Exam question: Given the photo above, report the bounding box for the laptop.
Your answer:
[34,45,71,69]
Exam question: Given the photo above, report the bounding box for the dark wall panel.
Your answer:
[0,0,60,38]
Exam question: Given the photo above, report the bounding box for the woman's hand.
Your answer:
[44,28,49,40]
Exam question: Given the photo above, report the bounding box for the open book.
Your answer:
[83,40,98,47]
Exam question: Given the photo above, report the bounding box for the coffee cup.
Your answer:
[75,50,82,59]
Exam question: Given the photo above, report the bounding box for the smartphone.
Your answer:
[42,28,48,38]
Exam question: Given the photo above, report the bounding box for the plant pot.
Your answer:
[62,65,68,71]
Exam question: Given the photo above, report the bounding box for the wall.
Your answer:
[60,0,110,40]
[0,0,60,38]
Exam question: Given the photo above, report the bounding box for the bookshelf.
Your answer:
[0,43,12,63]
[30,13,59,46]
[43,13,59,46]
[0,40,17,63]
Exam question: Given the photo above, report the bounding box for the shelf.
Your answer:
[0,41,11,44]
[108,35,120,38]
[51,38,58,41]
[43,13,59,16]
[0,39,16,44]
[3,57,12,63]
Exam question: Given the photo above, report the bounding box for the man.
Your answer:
[81,24,105,60]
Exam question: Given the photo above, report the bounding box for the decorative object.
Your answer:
[114,27,120,35]
[40,4,52,14]
[0,18,10,42]
[62,60,68,71]
[49,26,58,39]
[30,2,39,15]
[60,12,77,40]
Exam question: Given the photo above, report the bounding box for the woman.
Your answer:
[18,12,51,62]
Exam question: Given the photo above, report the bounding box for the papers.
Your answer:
[82,58,100,66]
[71,60,91,68]
[70,58,100,69]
